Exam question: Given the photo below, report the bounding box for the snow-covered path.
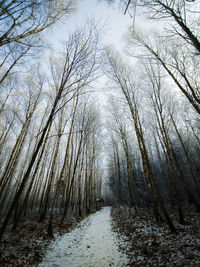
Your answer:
[39,207,128,267]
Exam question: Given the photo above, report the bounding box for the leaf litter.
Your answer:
[111,206,200,266]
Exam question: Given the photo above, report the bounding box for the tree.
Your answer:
[0,1,75,88]
[103,48,165,223]
[127,30,200,114]
[0,0,75,47]
[0,23,100,240]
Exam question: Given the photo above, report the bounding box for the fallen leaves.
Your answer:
[111,206,200,267]
[0,213,87,266]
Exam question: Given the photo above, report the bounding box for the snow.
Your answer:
[112,206,200,266]
[39,207,129,267]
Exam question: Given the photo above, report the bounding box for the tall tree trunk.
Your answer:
[47,95,79,237]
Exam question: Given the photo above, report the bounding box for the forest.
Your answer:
[0,0,200,266]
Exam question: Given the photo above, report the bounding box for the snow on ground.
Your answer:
[111,206,200,266]
[39,207,129,267]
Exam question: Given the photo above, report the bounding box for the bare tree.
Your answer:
[0,0,75,47]
[103,48,164,223]
[127,30,200,114]
[0,24,100,240]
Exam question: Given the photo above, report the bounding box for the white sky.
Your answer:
[44,0,166,113]
[43,0,199,174]
[47,0,134,51]
[45,0,139,112]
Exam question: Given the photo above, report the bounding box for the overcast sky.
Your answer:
[47,0,134,51]
[44,0,138,110]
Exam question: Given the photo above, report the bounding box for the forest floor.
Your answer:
[0,212,88,266]
[0,207,128,267]
[1,206,200,266]
[111,206,200,267]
